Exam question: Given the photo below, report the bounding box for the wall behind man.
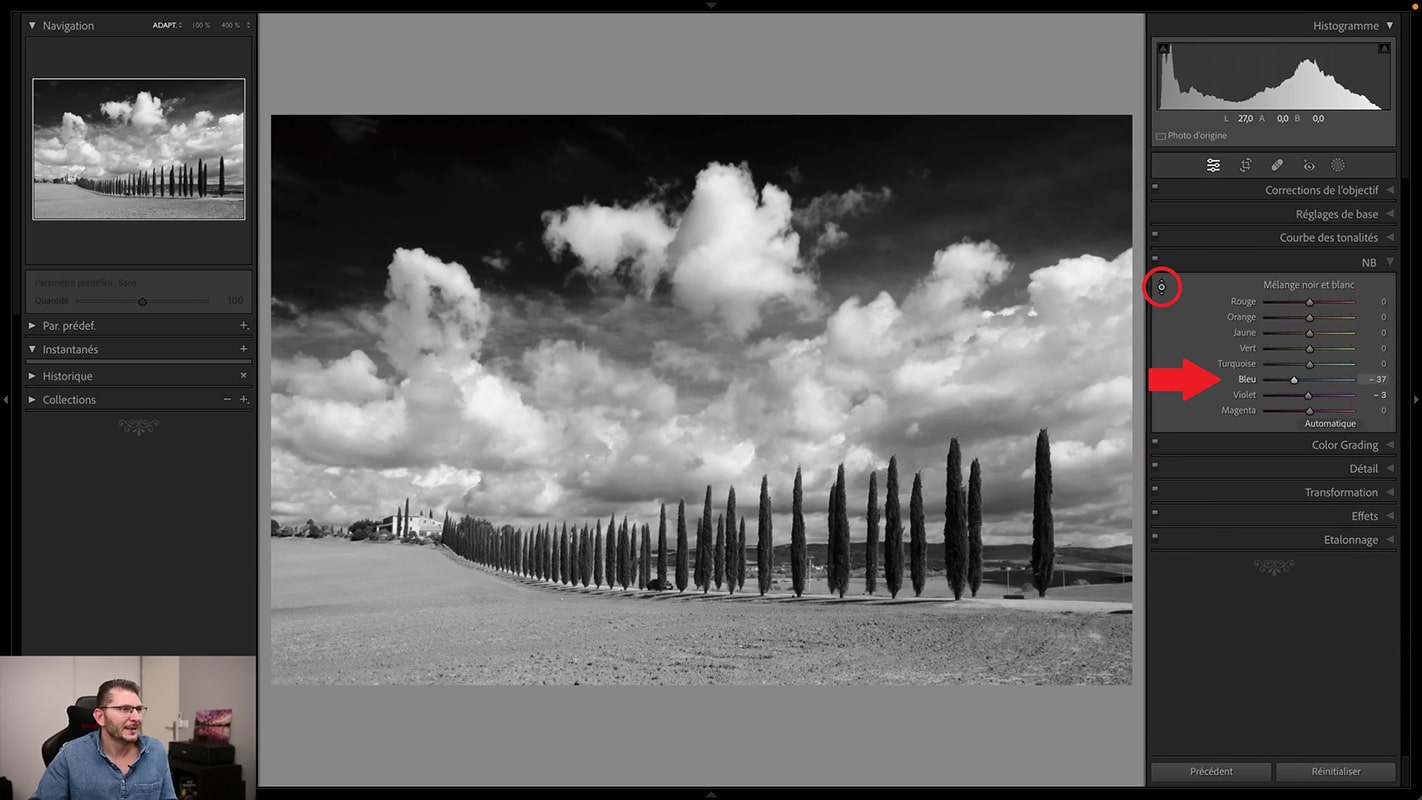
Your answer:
[0,656,143,799]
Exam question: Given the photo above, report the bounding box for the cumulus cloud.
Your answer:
[271,350,389,403]
[33,88,242,182]
[99,100,132,124]
[33,112,103,171]
[523,339,677,421]
[272,248,546,473]
[650,341,726,385]
[809,221,849,262]
[791,184,893,229]
[129,91,166,133]
[543,161,821,339]
[541,201,675,295]
[274,238,1133,549]
[98,91,166,133]
[711,242,1133,545]
[900,238,1015,332]
[481,253,510,272]
[378,247,492,370]
[666,163,819,338]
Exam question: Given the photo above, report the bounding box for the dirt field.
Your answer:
[271,538,1132,686]
[33,183,244,219]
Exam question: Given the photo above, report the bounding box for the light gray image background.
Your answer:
[258,13,1145,788]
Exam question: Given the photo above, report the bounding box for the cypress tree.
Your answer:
[566,525,574,584]
[757,475,773,596]
[693,516,707,592]
[555,524,564,583]
[594,521,604,588]
[640,524,651,590]
[910,471,926,596]
[945,439,968,600]
[714,514,725,591]
[699,486,713,593]
[618,517,630,590]
[657,503,668,587]
[623,517,633,589]
[676,499,689,592]
[169,165,175,197]
[737,517,747,592]
[1031,428,1055,597]
[826,471,836,593]
[605,513,617,590]
[968,459,984,596]
[724,487,737,594]
[219,156,225,197]
[865,471,880,595]
[404,498,410,542]
[571,525,583,588]
[832,463,850,598]
[199,161,205,198]
[583,525,594,588]
[791,467,806,597]
[627,518,638,588]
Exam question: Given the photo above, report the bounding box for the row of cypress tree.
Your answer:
[441,429,1055,598]
[75,157,229,198]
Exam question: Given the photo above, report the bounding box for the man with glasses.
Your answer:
[31,678,177,800]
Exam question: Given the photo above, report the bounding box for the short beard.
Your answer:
[105,718,140,742]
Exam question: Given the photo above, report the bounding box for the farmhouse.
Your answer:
[378,514,443,540]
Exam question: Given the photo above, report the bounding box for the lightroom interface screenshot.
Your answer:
[3,8,1413,797]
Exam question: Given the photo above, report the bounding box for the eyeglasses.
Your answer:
[100,705,147,716]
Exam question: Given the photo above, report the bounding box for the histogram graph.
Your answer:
[1158,42,1390,111]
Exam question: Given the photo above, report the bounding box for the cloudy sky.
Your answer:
[33,79,245,182]
[271,116,1132,547]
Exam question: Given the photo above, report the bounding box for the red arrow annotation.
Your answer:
[1148,358,1221,401]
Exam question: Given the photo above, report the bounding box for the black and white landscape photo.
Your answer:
[270,116,1133,686]
[32,79,245,220]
